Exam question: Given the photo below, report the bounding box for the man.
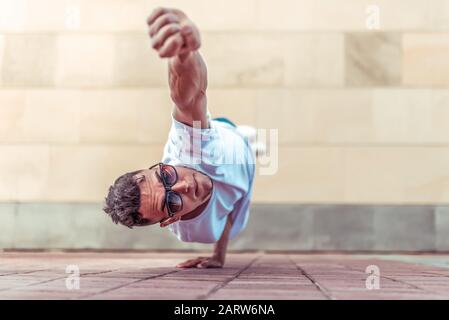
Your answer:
[103,7,257,269]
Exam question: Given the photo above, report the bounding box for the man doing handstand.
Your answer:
[104,7,257,269]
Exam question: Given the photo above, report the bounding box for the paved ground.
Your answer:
[1,251,449,299]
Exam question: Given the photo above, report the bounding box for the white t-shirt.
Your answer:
[162,114,256,243]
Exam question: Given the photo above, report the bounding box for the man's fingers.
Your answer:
[147,8,200,57]
[176,257,207,268]
[177,258,200,267]
[176,258,205,268]
[176,261,195,268]
[158,33,184,58]
[151,23,181,50]
[149,13,180,37]
[147,7,170,26]
[176,257,223,269]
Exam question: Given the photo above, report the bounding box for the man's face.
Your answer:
[134,165,213,225]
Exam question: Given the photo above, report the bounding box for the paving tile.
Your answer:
[127,279,220,290]
[209,289,327,300]
[0,290,84,300]
[1,252,449,299]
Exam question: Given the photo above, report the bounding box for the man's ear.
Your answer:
[160,215,180,228]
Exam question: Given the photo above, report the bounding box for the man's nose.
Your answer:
[170,180,189,194]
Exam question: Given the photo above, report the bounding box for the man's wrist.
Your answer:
[212,252,225,264]
[169,51,195,77]
[177,50,192,62]
[171,50,193,67]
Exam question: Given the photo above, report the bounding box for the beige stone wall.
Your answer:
[1,0,449,204]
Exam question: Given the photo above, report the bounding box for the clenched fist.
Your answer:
[147,7,201,58]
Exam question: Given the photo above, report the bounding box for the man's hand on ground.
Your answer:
[147,7,201,58]
[176,216,232,269]
[176,256,224,269]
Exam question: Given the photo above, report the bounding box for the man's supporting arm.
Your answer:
[176,214,233,268]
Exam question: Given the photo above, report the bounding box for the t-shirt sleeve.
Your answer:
[162,113,224,167]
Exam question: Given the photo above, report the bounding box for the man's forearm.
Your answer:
[212,214,233,264]
[168,51,207,110]
[176,214,233,269]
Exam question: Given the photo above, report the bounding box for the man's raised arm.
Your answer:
[147,7,209,128]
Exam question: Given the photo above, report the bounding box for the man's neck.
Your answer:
[181,193,212,221]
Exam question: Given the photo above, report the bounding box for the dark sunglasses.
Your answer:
[149,162,183,217]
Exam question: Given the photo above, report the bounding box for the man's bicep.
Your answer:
[172,92,209,129]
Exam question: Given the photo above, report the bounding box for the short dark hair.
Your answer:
[103,170,151,228]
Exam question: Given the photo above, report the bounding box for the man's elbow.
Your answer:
[171,90,205,111]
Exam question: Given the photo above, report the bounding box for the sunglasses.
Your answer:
[149,162,183,217]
